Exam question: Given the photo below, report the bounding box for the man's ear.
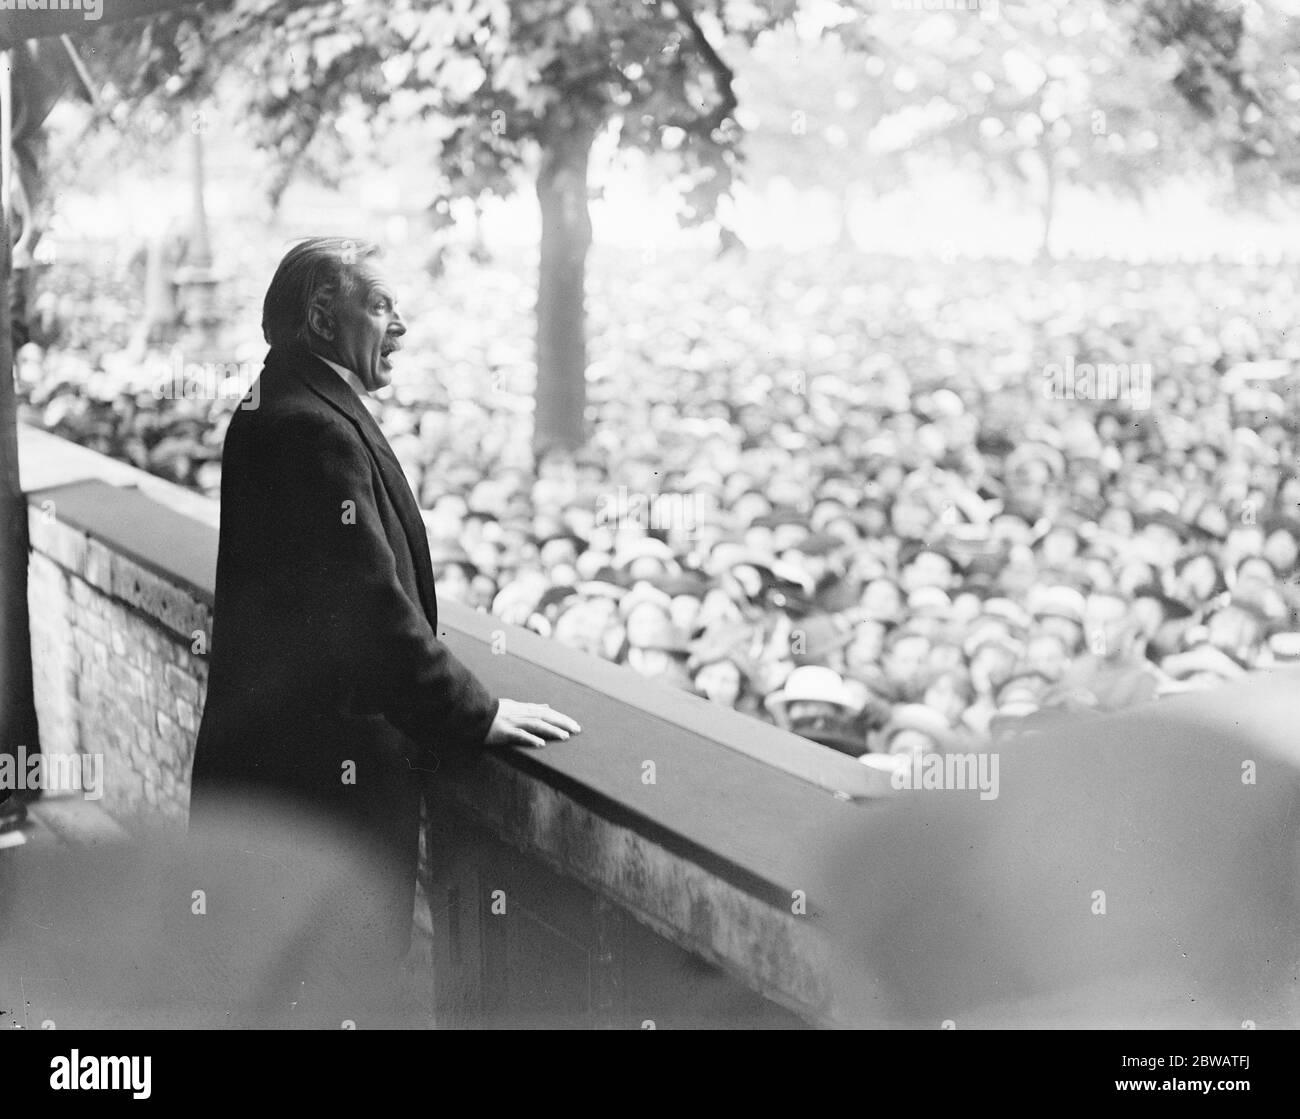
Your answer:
[307,300,335,342]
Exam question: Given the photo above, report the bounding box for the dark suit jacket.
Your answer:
[190,346,499,945]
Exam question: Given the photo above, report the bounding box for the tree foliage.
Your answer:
[849,1,1219,219]
[1127,0,1300,199]
[90,0,802,222]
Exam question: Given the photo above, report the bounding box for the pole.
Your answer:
[174,115,219,355]
[0,48,40,813]
[1,48,10,220]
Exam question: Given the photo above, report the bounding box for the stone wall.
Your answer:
[26,504,210,825]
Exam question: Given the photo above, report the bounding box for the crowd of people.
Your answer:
[18,245,1300,767]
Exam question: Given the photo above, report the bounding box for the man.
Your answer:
[190,237,579,958]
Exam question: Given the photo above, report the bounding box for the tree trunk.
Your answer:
[534,114,596,455]
[837,183,856,250]
[135,231,179,351]
[0,55,40,809]
[1038,151,1057,262]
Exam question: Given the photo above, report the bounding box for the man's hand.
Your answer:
[485,699,582,749]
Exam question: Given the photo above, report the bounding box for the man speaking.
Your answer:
[190,237,580,964]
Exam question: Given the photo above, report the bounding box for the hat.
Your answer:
[534,584,579,615]
[788,532,842,558]
[654,570,712,599]
[1030,520,1083,549]
[764,666,863,716]
[878,704,957,752]
[1007,441,1066,479]
[925,388,965,418]
[491,573,550,621]
[897,539,961,574]
[1135,509,1189,541]
[613,536,677,569]
[429,544,479,578]
[981,597,1032,633]
[729,556,815,613]
[1161,644,1248,683]
[619,579,675,619]
[679,469,728,498]
[574,549,614,581]
[1267,633,1300,662]
[812,488,853,513]
[995,670,1053,702]
[1130,585,1194,622]
[576,566,631,600]
[861,433,901,459]
[533,527,588,554]
[1027,585,1087,626]
[963,627,1026,662]
[994,695,1042,720]
[626,612,691,654]
[989,513,1033,544]
[790,614,857,666]
[688,621,757,672]
[907,586,952,618]
[1140,489,1183,518]
[768,559,817,598]
[752,509,807,531]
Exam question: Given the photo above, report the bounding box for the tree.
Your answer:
[849,0,1225,259]
[735,24,894,247]
[1126,0,1300,203]
[88,0,803,451]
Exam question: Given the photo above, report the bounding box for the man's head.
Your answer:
[1025,632,1071,680]
[922,669,973,725]
[693,658,744,708]
[1205,602,1267,663]
[883,631,931,696]
[1264,522,1299,575]
[262,237,405,392]
[898,542,957,594]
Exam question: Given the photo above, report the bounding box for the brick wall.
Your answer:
[26,507,211,825]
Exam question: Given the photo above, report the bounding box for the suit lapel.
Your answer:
[271,349,441,626]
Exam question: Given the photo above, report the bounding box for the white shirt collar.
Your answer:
[312,352,369,398]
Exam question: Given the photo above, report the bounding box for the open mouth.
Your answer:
[380,341,401,367]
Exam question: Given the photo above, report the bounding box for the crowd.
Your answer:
[17,246,1300,768]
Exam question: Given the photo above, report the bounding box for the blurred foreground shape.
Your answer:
[820,667,1300,1028]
